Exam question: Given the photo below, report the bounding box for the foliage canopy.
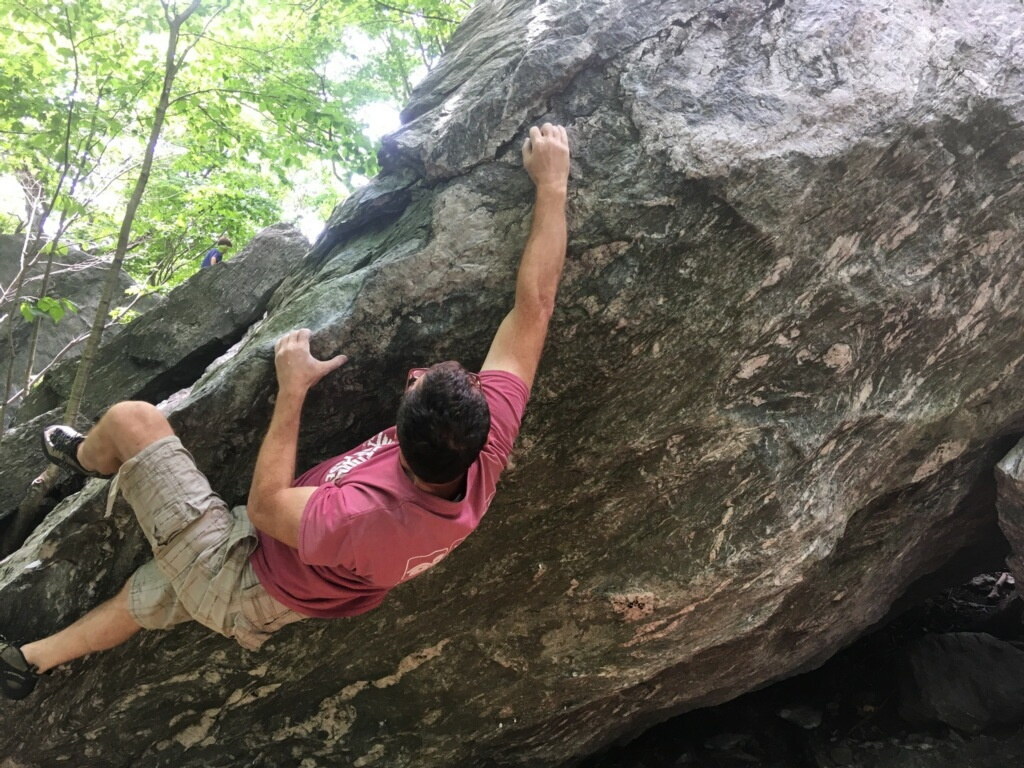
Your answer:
[0,0,470,289]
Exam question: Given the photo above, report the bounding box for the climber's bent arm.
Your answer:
[247,329,347,548]
[482,124,570,389]
[246,382,313,548]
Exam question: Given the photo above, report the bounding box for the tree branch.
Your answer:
[372,1,458,24]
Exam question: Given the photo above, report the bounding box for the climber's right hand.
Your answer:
[523,123,570,193]
[274,329,347,397]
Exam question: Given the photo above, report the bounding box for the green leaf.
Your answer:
[36,296,66,324]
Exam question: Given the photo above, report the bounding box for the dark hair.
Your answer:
[396,364,490,484]
[216,236,233,247]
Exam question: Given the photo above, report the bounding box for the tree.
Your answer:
[0,0,469,427]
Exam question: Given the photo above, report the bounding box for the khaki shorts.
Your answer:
[113,436,305,650]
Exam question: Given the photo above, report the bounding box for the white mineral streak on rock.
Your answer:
[895,375,926,410]
[912,440,969,483]
[173,708,219,749]
[422,708,443,725]
[322,638,451,710]
[354,743,386,767]
[626,578,736,648]
[120,670,206,707]
[736,354,770,380]
[525,0,557,43]
[825,233,861,265]
[431,92,463,134]
[967,353,1024,403]
[822,343,853,372]
[875,209,921,253]
[708,505,735,563]
[853,378,874,410]
[955,276,995,335]
[795,348,815,364]
[223,683,282,709]
[752,256,792,296]
[373,638,450,689]
[272,694,358,744]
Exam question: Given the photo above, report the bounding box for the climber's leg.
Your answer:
[75,401,175,476]
[20,580,141,674]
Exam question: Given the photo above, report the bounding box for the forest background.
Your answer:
[0,0,470,434]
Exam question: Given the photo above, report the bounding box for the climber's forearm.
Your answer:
[515,186,568,316]
[250,388,303,501]
[247,329,347,547]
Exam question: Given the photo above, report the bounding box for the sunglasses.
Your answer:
[406,363,481,390]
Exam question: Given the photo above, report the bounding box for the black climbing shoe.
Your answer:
[0,636,39,700]
[41,424,110,479]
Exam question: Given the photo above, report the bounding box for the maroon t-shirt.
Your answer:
[250,370,529,618]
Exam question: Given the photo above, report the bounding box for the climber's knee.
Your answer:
[101,401,175,463]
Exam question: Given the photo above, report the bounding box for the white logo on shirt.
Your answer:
[401,537,466,582]
[324,432,396,482]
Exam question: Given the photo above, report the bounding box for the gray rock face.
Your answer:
[0,224,308,558]
[2,1,1024,766]
[899,632,1024,732]
[0,235,140,427]
[16,223,309,423]
[995,438,1024,587]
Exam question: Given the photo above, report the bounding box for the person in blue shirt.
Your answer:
[200,236,233,268]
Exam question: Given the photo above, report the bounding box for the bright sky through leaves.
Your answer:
[0,0,468,289]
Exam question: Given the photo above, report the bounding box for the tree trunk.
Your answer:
[0,231,43,436]
[15,1,204,513]
[20,245,58,396]
[61,0,203,427]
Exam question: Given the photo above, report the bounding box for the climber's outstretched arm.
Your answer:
[482,123,570,389]
[247,329,347,548]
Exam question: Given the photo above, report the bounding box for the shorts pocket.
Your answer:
[151,500,203,548]
[240,575,295,629]
[150,499,229,549]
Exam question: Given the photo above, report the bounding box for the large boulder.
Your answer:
[994,437,1024,587]
[2,1,1024,766]
[0,235,141,428]
[899,632,1024,732]
[15,223,309,423]
[0,224,308,558]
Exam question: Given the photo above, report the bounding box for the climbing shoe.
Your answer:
[0,636,39,700]
[41,425,110,479]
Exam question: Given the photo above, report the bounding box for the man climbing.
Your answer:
[0,123,570,700]
[200,235,233,268]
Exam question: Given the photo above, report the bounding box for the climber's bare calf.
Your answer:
[19,583,140,674]
[15,403,174,675]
